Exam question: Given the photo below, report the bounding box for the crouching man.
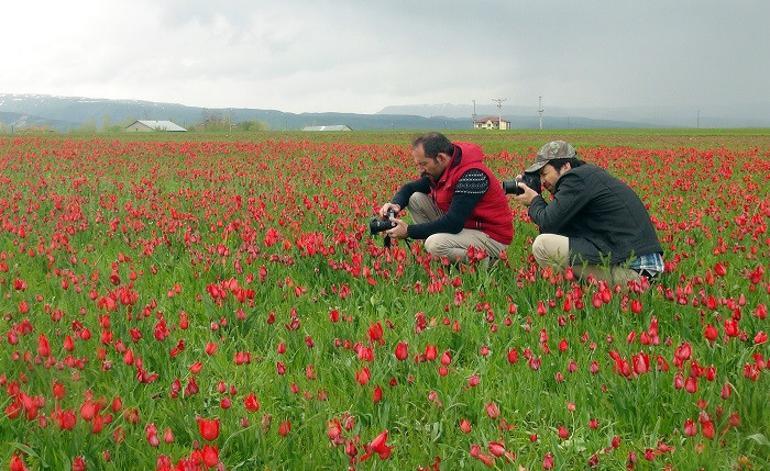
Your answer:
[380,132,512,262]
[513,140,664,285]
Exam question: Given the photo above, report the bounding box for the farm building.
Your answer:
[473,116,510,130]
[126,120,187,132]
[302,125,352,131]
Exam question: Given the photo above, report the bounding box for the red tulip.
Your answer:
[632,352,650,374]
[485,402,500,419]
[542,452,554,469]
[53,381,66,400]
[244,393,260,412]
[440,350,452,366]
[37,334,51,358]
[724,318,739,337]
[685,376,698,393]
[424,344,437,361]
[507,348,519,364]
[201,444,219,468]
[394,342,408,361]
[355,367,370,385]
[683,418,697,437]
[9,454,28,471]
[327,419,343,444]
[196,417,220,441]
[488,441,506,457]
[72,456,86,471]
[368,321,383,343]
[361,429,393,461]
[54,409,77,430]
[469,445,495,467]
[145,423,159,447]
[704,324,719,343]
[459,419,472,433]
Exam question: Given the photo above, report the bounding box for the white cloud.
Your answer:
[1,0,768,113]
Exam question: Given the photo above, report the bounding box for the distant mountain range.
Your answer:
[1,94,767,132]
[379,103,770,128]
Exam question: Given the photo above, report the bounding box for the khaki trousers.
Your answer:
[408,192,508,262]
[532,234,641,285]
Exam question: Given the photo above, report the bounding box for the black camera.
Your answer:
[502,172,541,195]
[369,209,397,235]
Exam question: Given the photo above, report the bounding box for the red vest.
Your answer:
[430,142,513,245]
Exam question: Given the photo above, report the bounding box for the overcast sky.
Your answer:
[2,0,768,113]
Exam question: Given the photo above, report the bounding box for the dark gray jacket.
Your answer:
[528,164,662,264]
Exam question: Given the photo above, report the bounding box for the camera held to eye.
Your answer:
[502,172,542,195]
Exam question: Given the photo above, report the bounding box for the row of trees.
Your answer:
[1,113,268,134]
[192,111,268,132]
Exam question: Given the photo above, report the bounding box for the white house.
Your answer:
[302,125,352,131]
[125,120,187,132]
[473,116,511,130]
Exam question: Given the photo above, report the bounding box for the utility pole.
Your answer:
[491,98,507,130]
[697,109,700,129]
[538,96,544,130]
[472,99,477,128]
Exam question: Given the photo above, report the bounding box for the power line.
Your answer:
[538,96,544,130]
[491,98,507,130]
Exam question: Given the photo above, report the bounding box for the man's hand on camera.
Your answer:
[379,203,401,219]
[385,219,408,240]
[514,182,540,206]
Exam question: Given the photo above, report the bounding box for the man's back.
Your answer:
[546,164,662,264]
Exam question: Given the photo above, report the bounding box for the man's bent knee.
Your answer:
[408,192,430,207]
[532,235,547,262]
[532,234,568,268]
[424,234,463,260]
[424,234,443,256]
[532,234,554,266]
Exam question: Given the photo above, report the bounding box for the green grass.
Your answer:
[0,131,768,470]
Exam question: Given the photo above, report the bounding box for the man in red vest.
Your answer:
[379,132,512,262]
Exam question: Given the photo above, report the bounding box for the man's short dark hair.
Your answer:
[412,132,454,159]
[548,157,585,172]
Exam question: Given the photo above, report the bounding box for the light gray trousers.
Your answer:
[532,233,641,285]
[408,192,507,262]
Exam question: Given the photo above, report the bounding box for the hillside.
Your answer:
[1,94,659,131]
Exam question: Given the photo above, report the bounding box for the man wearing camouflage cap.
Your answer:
[512,140,664,286]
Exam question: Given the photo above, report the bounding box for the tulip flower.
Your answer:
[197,417,220,441]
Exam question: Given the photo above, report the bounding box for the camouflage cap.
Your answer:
[524,140,577,173]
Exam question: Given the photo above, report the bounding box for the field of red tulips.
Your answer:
[1,131,768,470]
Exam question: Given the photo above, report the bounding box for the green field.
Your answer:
[1,129,768,470]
